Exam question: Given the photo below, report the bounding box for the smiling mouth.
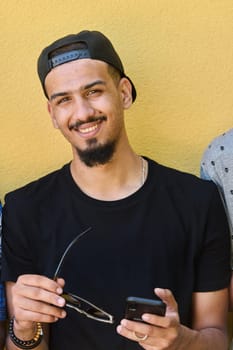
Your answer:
[69,116,107,132]
[79,124,99,134]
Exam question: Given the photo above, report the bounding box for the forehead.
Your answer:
[45,59,111,95]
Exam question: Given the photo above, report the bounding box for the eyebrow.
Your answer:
[49,80,106,101]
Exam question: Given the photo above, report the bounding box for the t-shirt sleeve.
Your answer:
[1,193,38,282]
[200,143,220,183]
[194,183,231,291]
[200,152,212,180]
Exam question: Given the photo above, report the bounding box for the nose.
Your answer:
[71,96,95,122]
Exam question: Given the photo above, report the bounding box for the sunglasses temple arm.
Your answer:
[53,227,92,279]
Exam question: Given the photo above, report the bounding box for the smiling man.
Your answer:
[2,30,231,350]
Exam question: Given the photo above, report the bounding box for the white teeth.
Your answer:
[79,124,98,134]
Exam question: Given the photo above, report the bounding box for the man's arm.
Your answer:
[230,272,233,311]
[5,276,66,350]
[189,288,229,349]
[0,284,6,350]
[0,320,6,350]
[117,288,229,350]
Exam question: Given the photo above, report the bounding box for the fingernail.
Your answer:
[57,297,65,306]
[61,310,66,318]
[121,319,127,326]
[56,287,63,294]
[142,314,150,321]
[116,325,122,334]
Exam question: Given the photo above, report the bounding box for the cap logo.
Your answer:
[48,49,91,69]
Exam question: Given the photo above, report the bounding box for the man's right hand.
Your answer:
[7,274,66,332]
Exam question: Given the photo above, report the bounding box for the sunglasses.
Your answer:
[53,227,114,324]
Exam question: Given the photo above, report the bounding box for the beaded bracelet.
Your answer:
[9,317,43,349]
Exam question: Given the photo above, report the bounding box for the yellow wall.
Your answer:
[1,0,233,200]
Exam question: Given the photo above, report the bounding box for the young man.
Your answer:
[2,30,231,350]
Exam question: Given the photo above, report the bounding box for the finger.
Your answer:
[119,317,170,341]
[117,318,154,340]
[15,307,64,323]
[13,289,66,323]
[17,274,63,294]
[117,322,158,349]
[56,278,65,289]
[154,288,178,314]
[13,293,66,323]
[13,284,66,308]
[141,313,179,331]
[16,290,66,312]
[117,324,148,343]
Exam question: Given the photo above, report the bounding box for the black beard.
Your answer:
[76,139,116,167]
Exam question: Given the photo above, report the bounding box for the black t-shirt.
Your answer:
[2,158,231,350]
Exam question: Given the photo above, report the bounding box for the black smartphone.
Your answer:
[125,296,166,322]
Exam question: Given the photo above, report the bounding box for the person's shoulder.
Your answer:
[150,158,202,183]
[149,158,217,197]
[202,128,233,160]
[4,163,70,205]
[210,128,233,146]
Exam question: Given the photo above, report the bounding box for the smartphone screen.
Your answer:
[125,296,166,322]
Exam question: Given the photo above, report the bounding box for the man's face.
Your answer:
[45,59,132,166]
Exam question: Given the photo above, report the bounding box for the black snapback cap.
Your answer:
[37,30,136,102]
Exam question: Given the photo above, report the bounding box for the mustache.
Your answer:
[69,116,107,131]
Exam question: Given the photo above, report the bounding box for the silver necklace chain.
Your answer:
[141,157,147,185]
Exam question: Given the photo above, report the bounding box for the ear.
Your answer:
[119,78,133,109]
[47,101,59,129]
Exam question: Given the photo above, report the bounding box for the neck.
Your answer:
[70,152,147,201]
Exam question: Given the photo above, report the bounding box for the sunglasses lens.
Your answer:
[63,293,111,321]
[63,293,81,307]
[85,307,110,320]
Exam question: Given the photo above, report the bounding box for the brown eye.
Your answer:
[57,96,71,105]
[86,89,103,97]
[87,90,96,96]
